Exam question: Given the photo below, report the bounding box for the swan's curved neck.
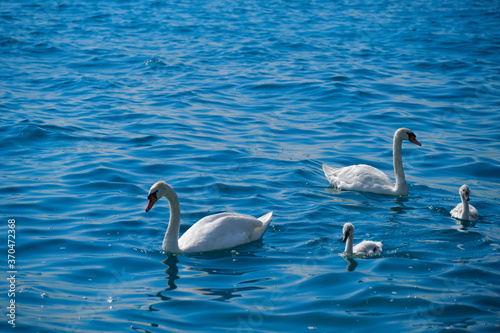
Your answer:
[162,185,181,253]
[345,234,354,255]
[393,136,407,195]
[461,196,470,219]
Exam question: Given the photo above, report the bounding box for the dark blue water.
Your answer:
[1,0,500,332]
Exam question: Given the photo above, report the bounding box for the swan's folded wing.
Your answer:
[450,203,463,217]
[178,213,267,253]
[353,240,383,255]
[324,163,395,194]
[469,205,479,220]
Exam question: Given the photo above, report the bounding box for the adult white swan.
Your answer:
[450,184,478,221]
[322,127,421,196]
[145,181,273,254]
[342,223,382,256]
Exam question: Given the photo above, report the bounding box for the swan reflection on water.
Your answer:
[390,195,410,214]
[162,254,179,290]
[161,254,267,302]
[344,257,358,271]
[455,218,476,231]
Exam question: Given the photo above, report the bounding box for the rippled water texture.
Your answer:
[1,0,500,332]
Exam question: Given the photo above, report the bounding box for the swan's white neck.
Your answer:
[344,234,354,255]
[393,135,408,195]
[162,184,181,253]
[460,195,470,220]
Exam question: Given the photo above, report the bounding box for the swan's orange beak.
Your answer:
[145,196,157,212]
[409,136,421,146]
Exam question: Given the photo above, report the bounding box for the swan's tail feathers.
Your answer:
[253,212,273,240]
[258,211,273,224]
[322,163,338,186]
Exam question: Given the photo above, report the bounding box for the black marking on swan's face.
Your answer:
[406,131,421,146]
[148,190,158,200]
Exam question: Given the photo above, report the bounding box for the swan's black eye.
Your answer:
[407,132,415,140]
[148,190,158,200]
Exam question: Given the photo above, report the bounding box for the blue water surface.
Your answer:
[1,0,500,332]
